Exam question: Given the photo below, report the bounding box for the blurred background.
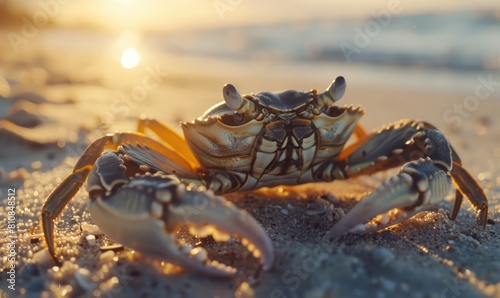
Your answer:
[1,0,499,136]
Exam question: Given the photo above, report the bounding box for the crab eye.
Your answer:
[332,76,346,101]
[221,83,260,122]
[316,76,347,110]
[223,84,243,110]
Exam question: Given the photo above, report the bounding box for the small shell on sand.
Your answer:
[99,250,116,263]
[81,223,102,235]
[86,234,96,246]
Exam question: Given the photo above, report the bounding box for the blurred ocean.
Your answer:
[2,2,500,96]
[154,11,500,72]
[143,10,500,94]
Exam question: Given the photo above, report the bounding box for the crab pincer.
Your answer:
[326,158,453,240]
[86,153,273,276]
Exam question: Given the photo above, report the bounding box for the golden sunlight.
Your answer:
[120,48,139,69]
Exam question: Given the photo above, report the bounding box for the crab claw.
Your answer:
[326,158,452,240]
[88,173,273,276]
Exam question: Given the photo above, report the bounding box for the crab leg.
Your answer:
[137,117,201,171]
[421,123,487,225]
[41,167,91,264]
[325,120,488,239]
[42,132,196,264]
[353,123,368,139]
[449,161,488,226]
[88,152,273,276]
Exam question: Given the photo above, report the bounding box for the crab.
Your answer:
[41,76,488,276]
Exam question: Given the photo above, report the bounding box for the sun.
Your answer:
[120,48,139,69]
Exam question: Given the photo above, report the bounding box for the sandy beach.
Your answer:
[1,1,500,297]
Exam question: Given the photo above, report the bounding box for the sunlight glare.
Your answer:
[121,48,139,69]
